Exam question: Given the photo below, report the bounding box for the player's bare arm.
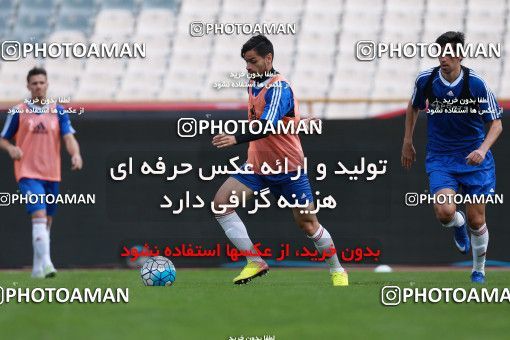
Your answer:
[401,99,419,170]
[466,119,503,165]
[63,133,83,171]
[0,137,23,160]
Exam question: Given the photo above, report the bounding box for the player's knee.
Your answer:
[212,192,233,215]
[434,205,455,224]
[31,209,46,219]
[467,213,485,229]
[297,220,319,236]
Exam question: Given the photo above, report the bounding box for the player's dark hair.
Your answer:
[436,31,465,48]
[241,35,274,59]
[27,67,47,82]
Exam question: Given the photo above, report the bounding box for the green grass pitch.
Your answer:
[0,269,509,339]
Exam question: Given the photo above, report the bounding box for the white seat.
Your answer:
[466,11,505,34]
[294,50,335,69]
[180,0,221,13]
[117,78,160,100]
[386,0,424,13]
[220,12,258,23]
[94,9,135,36]
[137,9,176,35]
[0,86,29,101]
[340,27,380,48]
[264,0,304,13]
[344,0,383,13]
[116,87,158,100]
[223,0,262,12]
[0,57,41,75]
[468,0,505,13]
[292,84,328,99]
[74,82,116,101]
[325,103,369,119]
[158,84,201,100]
[371,82,411,100]
[301,11,339,29]
[172,35,212,53]
[79,72,119,88]
[89,32,132,44]
[84,58,126,76]
[297,30,337,53]
[342,12,382,31]
[47,75,78,100]
[304,0,343,13]
[47,30,87,43]
[127,56,168,74]
[131,33,172,57]
[0,73,26,93]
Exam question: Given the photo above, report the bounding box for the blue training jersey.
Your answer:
[411,67,501,155]
[249,74,295,125]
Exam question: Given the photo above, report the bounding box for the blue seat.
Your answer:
[144,0,181,11]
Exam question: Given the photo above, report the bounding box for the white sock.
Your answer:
[32,218,53,269]
[32,249,42,275]
[307,225,344,274]
[470,224,489,274]
[215,211,263,263]
[442,211,465,228]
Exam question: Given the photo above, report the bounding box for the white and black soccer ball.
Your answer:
[140,256,176,286]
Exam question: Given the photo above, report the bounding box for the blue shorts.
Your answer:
[425,150,496,196]
[18,178,60,216]
[231,167,314,205]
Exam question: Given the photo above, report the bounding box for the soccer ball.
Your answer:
[140,256,176,286]
[126,245,149,269]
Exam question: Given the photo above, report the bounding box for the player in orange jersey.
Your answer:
[0,67,83,278]
[212,35,347,286]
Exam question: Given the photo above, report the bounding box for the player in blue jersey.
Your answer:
[401,32,502,283]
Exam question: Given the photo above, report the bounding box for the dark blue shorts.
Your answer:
[18,178,60,216]
[425,150,496,196]
[231,167,314,205]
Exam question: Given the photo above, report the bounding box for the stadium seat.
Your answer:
[145,0,181,10]
[180,0,220,14]
[5,0,507,107]
[137,9,176,35]
[55,13,93,35]
[84,58,127,77]
[223,0,262,12]
[93,10,135,36]
[325,103,369,119]
[101,0,137,10]
[131,33,172,57]
[126,56,169,77]
[46,72,79,99]
[19,0,56,10]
